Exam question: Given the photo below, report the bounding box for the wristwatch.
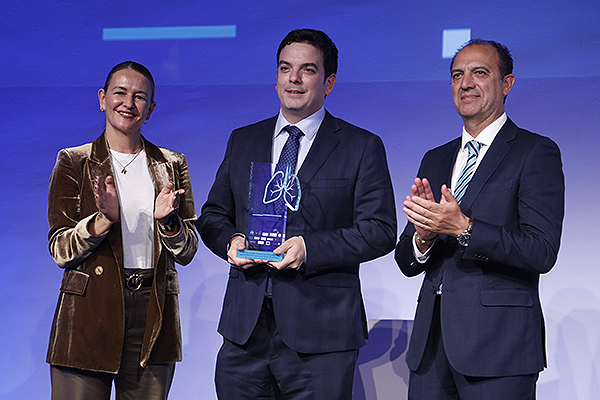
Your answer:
[456,217,474,247]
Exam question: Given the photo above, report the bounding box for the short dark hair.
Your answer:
[103,61,156,103]
[277,29,338,79]
[451,39,513,79]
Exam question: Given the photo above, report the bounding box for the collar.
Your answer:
[461,113,507,149]
[274,107,325,140]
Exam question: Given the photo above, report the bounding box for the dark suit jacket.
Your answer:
[197,111,397,353]
[395,118,564,377]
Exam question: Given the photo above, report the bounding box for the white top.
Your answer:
[110,149,155,269]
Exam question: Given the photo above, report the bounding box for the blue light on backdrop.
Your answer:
[443,28,472,58]
[103,25,237,40]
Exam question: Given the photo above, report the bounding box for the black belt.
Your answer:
[125,273,153,291]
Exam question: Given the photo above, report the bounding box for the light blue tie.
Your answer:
[454,140,481,204]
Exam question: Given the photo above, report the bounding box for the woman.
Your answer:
[46,61,198,399]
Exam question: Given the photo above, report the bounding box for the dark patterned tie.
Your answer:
[278,125,304,172]
[454,140,481,204]
[266,125,304,298]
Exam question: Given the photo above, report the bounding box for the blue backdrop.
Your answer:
[1,1,599,398]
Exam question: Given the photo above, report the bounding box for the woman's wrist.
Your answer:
[90,212,113,236]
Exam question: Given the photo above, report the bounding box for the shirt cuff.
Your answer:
[412,232,435,263]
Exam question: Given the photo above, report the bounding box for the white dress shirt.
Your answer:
[272,107,325,173]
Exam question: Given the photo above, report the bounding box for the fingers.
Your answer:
[104,175,114,187]
[421,178,435,201]
[159,182,175,197]
[94,176,101,198]
[228,256,258,269]
[440,184,457,205]
[406,183,467,237]
[412,178,435,201]
[270,237,305,270]
[404,202,432,230]
[412,178,424,198]
[93,175,119,222]
[156,183,185,220]
[403,191,437,236]
[162,183,185,205]
[404,194,431,218]
[228,254,267,269]
[227,237,254,269]
[94,175,109,198]
[94,176,115,195]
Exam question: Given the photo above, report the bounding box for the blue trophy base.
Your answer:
[237,249,283,262]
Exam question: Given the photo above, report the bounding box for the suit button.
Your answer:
[94,266,104,276]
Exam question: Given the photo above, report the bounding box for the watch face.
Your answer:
[457,232,471,246]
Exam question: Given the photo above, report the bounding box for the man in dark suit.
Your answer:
[197,29,397,399]
[395,39,564,399]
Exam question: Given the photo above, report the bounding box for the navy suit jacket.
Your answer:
[197,111,397,353]
[395,118,564,377]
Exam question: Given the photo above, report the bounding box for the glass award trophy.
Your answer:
[237,162,301,262]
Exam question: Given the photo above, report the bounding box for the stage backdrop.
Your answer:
[1,1,599,399]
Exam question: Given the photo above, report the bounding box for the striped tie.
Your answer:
[454,140,481,204]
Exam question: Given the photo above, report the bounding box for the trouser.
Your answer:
[215,297,359,400]
[50,269,175,400]
[408,295,538,400]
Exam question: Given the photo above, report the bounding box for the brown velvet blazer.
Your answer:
[46,133,198,374]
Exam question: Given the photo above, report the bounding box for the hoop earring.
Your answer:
[143,119,149,125]
[100,108,106,114]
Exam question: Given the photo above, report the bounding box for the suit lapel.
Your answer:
[88,134,124,271]
[257,117,276,164]
[144,137,173,197]
[442,139,461,194]
[459,118,518,210]
[297,111,341,188]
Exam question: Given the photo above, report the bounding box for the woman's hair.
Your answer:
[103,61,156,103]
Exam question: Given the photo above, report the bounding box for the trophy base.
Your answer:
[237,249,283,262]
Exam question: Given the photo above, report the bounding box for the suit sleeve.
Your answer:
[302,134,397,275]
[48,149,108,269]
[159,153,199,266]
[465,137,565,273]
[394,155,435,277]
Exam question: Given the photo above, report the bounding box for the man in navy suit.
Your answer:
[395,39,564,399]
[197,29,396,399]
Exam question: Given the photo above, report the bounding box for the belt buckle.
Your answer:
[126,273,143,291]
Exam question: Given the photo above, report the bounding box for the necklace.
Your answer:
[111,143,144,174]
